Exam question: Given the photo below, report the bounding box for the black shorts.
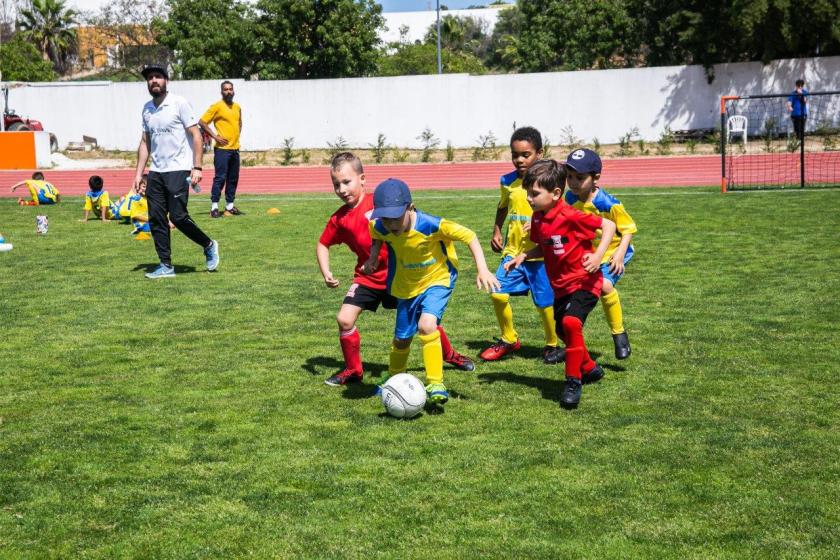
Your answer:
[342,283,397,312]
[553,290,599,329]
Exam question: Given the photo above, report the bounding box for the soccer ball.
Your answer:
[381,373,426,418]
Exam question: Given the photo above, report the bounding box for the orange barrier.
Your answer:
[0,131,50,169]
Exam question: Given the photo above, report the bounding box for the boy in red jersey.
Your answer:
[505,160,616,409]
[316,153,474,387]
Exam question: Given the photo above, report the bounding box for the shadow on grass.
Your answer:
[303,356,388,379]
[462,339,547,360]
[478,371,563,403]
[132,263,199,274]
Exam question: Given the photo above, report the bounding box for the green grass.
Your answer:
[1,188,839,558]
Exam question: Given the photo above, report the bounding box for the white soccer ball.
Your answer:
[381,373,427,419]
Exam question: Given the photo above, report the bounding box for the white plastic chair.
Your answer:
[727,115,748,145]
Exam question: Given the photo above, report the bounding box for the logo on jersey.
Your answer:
[550,235,568,255]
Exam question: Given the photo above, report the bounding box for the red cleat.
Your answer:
[479,338,521,361]
[324,369,363,386]
[444,351,475,371]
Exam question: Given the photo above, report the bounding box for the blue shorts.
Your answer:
[394,285,453,340]
[600,252,633,286]
[37,192,55,204]
[495,256,554,308]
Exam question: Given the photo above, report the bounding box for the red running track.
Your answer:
[0,155,723,198]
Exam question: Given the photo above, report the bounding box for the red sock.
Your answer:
[339,327,363,374]
[561,316,595,379]
[437,326,454,359]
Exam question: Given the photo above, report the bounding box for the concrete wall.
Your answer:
[16,56,840,151]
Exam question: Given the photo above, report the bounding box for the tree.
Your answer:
[423,14,493,61]
[0,33,57,81]
[378,42,486,76]
[485,4,522,71]
[17,0,77,74]
[254,0,384,79]
[154,0,257,79]
[83,0,168,76]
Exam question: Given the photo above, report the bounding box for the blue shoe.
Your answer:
[145,263,175,279]
[204,240,219,271]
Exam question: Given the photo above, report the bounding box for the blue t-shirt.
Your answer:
[788,89,808,117]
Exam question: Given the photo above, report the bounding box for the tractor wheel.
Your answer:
[50,134,59,152]
[7,122,31,131]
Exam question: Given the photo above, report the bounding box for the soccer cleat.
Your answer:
[479,338,521,361]
[425,383,449,405]
[613,332,631,360]
[204,239,220,271]
[210,209,223,218]
[560,377,582,409]
[444,351,475,372]
[543,345,566,364]
[145,263,175,279]
[224,207,244,216]
[324,369,363,386]
[582,363,604,384]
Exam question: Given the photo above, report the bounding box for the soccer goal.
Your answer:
[720,91,840,192]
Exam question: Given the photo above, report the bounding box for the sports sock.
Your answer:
[561,315,596,379]
[419,330,444,385]
[601,289,625,335]
[491,292,517,344]
[339,327,362,373]
[211,202,219,211]
[389,344,411,375]
[437,326,454,359]
[536,305,559,347]
[226,202,234,211]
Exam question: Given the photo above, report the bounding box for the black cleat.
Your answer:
[582,363,604,384]
[444,351,476,372]
[210,209,223,218]
[543,345,566,364]
[613,332,631,360]
[560,377,582,409]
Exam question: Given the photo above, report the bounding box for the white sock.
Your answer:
[211,202,219,211]
[226,202,234,211]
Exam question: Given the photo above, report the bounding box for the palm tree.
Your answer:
[18,0,78,74]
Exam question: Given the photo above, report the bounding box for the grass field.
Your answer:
[1,187,839,559]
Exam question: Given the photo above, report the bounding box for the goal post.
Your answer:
[720,91,840,192]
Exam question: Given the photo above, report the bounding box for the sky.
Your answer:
[379,1,511,12]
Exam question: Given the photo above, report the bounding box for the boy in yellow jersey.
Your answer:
[564,148,636,359]
[111,174,152,239]
[362,179,500,405]
[82,175,114,222]
[481,126,562,364]
[199,80,243,217]
[10,172,60,205]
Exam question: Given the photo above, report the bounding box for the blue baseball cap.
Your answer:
[565,148,602,174]
[371,178,412,219]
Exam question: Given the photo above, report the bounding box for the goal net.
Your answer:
[721,91,840,191]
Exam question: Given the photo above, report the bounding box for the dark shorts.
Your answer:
[553,290,599,327]
[343,283,397,312]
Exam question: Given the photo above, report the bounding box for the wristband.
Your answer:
[193,166,202,171]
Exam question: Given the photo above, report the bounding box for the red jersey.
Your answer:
[530,201,604,298]
[319,193,388,290]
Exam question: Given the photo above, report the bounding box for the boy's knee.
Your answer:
[417,316,438,335]
[336,313,355,332]
[602,280,615,294]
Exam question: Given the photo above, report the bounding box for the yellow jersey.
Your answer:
[201,100,242,150]
[84,190,114,219]
[25,180,59,204]
[370,210,476,299]
[565,188,637,263]
[498,170,539,259]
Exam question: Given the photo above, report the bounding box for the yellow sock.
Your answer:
[601,289,625,335]
[491,292,518,344]
[536,305,559,347]
[389,344,411,375]
[419,330,443,385]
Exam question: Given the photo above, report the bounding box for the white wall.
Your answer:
[16,56,840,151]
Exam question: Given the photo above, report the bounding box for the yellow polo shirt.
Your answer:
[200,100,241,150]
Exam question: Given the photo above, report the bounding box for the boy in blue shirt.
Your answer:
[787,79,808,141]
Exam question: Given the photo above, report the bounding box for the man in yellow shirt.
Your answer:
[199,80,243,218]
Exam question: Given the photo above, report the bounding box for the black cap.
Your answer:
[141,63,169,80]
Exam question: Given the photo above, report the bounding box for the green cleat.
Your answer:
[425,382,449,405]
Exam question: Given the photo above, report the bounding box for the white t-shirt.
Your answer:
[141,93,198,172]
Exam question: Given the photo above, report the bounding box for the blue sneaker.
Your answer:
[145,263,175,279]
[204,240,219,271]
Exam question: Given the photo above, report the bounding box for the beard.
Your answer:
[223,93,234,103]
[148,82,167,98]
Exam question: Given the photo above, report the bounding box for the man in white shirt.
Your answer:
[134,63,219,279]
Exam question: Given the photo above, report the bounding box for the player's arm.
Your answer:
[100,203,110,223]
[361,240,383,275]
[583,218,617,273]
[503,245,544,273]
[316,242,340,288]
[467,236,501,293]
[187,125,203,185]
[490,206,508,253]
[9,181,28,192]
[199,119,228,147]
[607,205,636,274]
[134,133,150,190]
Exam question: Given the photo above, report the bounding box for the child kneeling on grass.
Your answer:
[362,178,500,405]
[82,175,114,222]
[10,172,60,205]
[505,160,616,409]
